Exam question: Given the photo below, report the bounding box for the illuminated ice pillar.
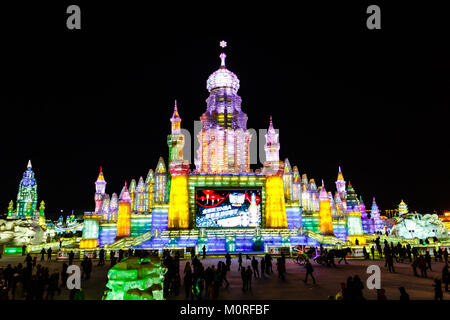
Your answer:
[329,192,338,219]
[248,193,259,226]
[310,179,320,212]
[371,197,384,232]
[7,200,14,218]
[283,158,293,202]
[398,200,408,217]
[135,176,145,214]
[38,201,46,226]
[334,192,344,219]
[129,179,137,212]
[167,101,190,229]
[154,157,168,204]
[301,174,311,211]
[318,181,333,235]
[100,194,111,222]
[109,193,119,222]
[94,166,106,213]
[335,166,347,211]
[117,181,132,238]
[359,196,371,234]
[263,116,287,228]
[144,169,154,212]
[292,166,302,202]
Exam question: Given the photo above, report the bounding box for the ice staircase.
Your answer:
[302,229,350,246]
[106,231,154,249]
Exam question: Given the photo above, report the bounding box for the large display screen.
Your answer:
[196,188,262,228]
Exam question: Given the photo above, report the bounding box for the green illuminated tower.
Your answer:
[7,200,14,217]
[16,160,38,218]
[398,200,408,217]
[345,181,359,212]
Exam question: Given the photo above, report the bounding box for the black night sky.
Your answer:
[1,2,449,219]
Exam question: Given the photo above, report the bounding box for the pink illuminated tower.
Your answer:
[359,196,372,234]
[94,166,106,213]
[371,197,384,233]
[265,116,280,162]
[335,166,346,197]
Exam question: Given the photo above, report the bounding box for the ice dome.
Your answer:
[206,53,240,93]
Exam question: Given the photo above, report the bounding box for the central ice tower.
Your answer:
[195,51,252,174]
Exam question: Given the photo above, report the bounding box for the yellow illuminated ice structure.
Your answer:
[347,235,367,245]
[79,239,98,249]
[104,257,165,300]
[265,176,288,228]
[318,181,334,235]
[168,175,189,229]
[117,202,131,238]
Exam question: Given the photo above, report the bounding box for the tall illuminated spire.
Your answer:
[346,181,359,212]
[117,181,131,238]
[398,200,408,216]
[360,196,371,234]
[170,100,181,134]
[135,176,145,213]
[196,44,250,174]
[371,197,384,232]
[119,181,131,202]
[319,180,328,200]
[16,160,38,218]
[129,179,137,212]
[94,166,106,212]
[144,169,154,213]
[154,157,168,203]
[168,100,190,228]
[335,166,346,200]
[318,180,333,235]
[110,192,119,222]
[283,158,293,201]
[292,166,302,201]
[264,116,280,162]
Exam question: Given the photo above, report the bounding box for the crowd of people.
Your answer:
[0,253,65,300]
[161,250,287,299]
[0,240,449,300]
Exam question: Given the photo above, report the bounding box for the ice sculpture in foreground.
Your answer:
[390,213,449,240]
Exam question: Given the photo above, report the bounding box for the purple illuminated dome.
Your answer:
[206,53,240,93]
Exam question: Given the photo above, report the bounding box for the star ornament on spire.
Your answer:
[219,40,227,48]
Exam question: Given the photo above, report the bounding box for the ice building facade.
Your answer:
[79,47,399,251]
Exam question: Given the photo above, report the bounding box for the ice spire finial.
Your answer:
[268,115,275,132]
[171,99,180,119]
[220,52,226,67]
[27,160,32,168]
